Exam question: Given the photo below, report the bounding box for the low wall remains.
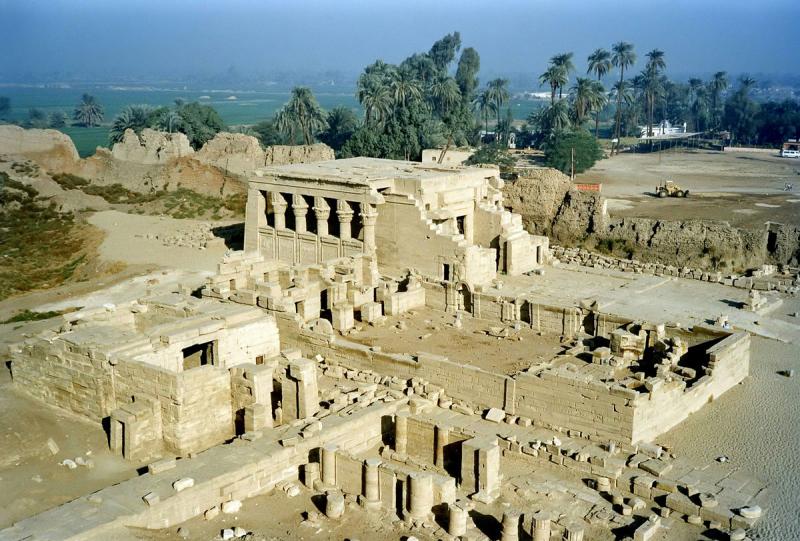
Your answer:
[723,146,779,154]
[279,312,749,444]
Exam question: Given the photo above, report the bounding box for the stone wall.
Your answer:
[171,366,233,454]
[10,337,115,420]
[11,344,235,455]
[631,332,750,442]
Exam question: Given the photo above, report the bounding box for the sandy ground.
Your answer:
[88,210,234,272]
[576,150,800,227]
[0,363,142,528]
[0,210,235,321]
[660,336,800,540]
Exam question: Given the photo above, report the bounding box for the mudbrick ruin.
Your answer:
[2,146,792,541]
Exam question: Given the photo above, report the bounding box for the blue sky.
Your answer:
[1,0,799,81]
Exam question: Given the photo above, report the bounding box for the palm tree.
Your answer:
[587,48,612,137]
[73,93,104,127]
[357,63,393,125]
[588,81,608,129]
[274,108,295,144]
[688,78,705,131]
[389,67,422,109]
[474,89,497,136]
[611,42,636,154]
[738,75,756,96]
[550,52,575,99]
[539,66,567,105]
[541,99,571,134]
[109,105,154,144]
[570,78,595,126]
[643,49,666,137]
[486,78,510,139]
[157,110,183,133]
[610,80,634,137]
[708,71,728,131]
[282,87,328,145]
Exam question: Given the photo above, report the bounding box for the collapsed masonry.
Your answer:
[4,158,763,540]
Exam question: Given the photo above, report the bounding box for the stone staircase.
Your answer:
[408,195,470,249]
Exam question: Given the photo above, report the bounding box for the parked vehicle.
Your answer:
[656,179,689,198]
[781,149,800,158]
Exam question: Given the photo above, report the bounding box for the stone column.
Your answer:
[292,194,309,234]
[321,443,337,487]
[271,192,287,229]
[313,197,330,236]
[531,510,551,541]
[501,510,521,541]
[435,425,450,468]
[565,521,585,541]
[363,458,381,507]
[325,490,345,519]
[447,502,468,537]
[303,462,319,489]
[395,412,409,456]
[408,472,433,519]
[281,358,319,421]
[360,203,378,253]
[336,200,353,240]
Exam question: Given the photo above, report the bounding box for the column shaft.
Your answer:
[395,412,408,455]
[363,458,381,503]
[336,200,353,240]
[271,192,287,229]
[313,196,330,237]
[360,202,378,253]
[292,194,309,234]
[321,443,337,486]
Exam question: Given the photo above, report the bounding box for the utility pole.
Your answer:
[571,147,575,181]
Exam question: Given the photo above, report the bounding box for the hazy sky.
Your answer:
[2,0,799,82]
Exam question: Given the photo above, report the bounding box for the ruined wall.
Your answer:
[376,194,464,280]
[170,366,233,454]
[599,217,768,270]
[0,125,79,171]
[631,332,750,442]
[110,129,194,164]
[502,168,605,241]
[502,166,799,270]
[277,322,510,412]
[132,401,395,531]
[767,222,800,266]
[514,370,637,442]
[0,126,334,198]
[10,339,115,420]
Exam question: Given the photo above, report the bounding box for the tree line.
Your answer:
[525,43,798,152]
[1,34,798,164]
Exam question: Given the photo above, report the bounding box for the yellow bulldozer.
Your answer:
[656,180,689,198]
